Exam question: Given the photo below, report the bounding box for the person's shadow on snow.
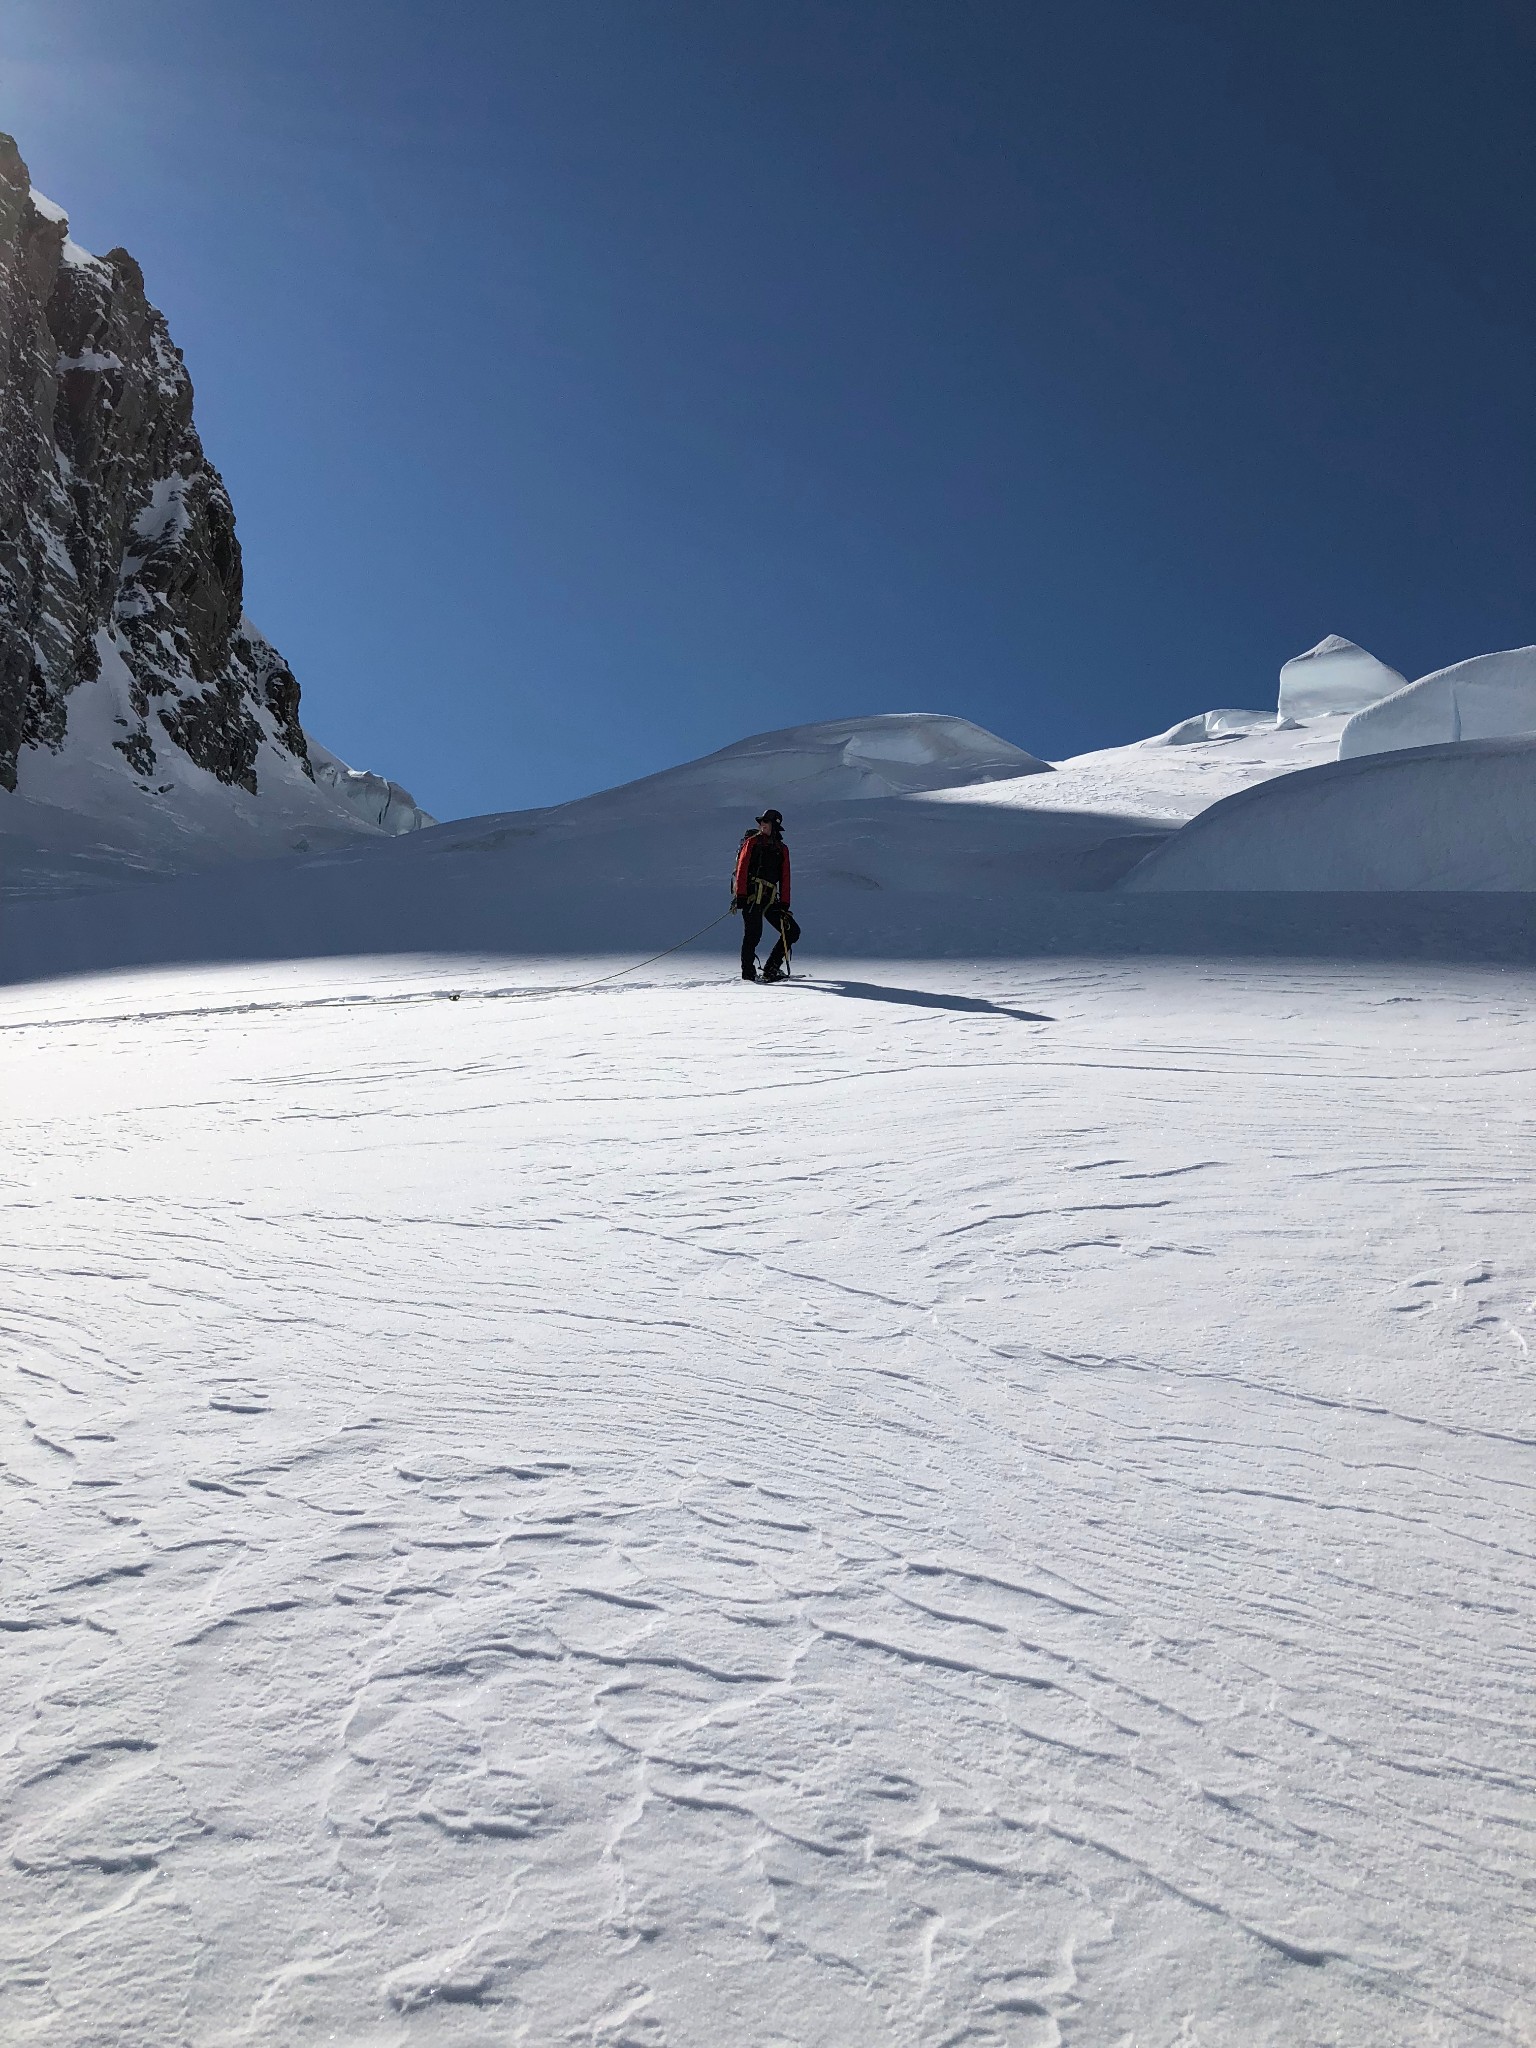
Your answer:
[805,979,1052,1023]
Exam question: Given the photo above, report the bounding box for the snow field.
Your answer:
[3,955,1534,2046]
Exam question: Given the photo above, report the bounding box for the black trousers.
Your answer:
[741,901,800,974]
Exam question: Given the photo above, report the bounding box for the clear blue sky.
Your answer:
[3,1,1532,819]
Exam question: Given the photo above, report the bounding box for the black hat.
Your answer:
[756,808,783,826]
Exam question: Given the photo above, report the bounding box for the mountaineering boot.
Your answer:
[741,962,758,981]
[761,961,787,983]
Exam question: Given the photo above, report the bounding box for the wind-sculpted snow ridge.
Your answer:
[595,712,1053,804]
[1339,647,1536,760]
[1124,736,1536,892]
[1276,635,1407,721]
[1142,707,1274,744]
[2,954,1533,2043]
[0,133,429,896]
[304,734,437,835]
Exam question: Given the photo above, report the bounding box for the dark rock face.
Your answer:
[0,132,309,794]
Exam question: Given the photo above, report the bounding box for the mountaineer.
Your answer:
[732,809,800,981]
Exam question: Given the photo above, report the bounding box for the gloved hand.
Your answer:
[731,894,744,912]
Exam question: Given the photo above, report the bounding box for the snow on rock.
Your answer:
[1338,645,1536,760]
[0,132,425,893]
[1276,634,1406,721]
[1124,735,1536,891]
[0,133,302,792]
[304,734,436,834]
[0,620,434,900]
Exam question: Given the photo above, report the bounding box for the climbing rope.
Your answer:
[526,908,737,995]
[0,910,741,1035]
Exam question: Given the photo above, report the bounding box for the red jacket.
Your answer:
[734,829,790,908]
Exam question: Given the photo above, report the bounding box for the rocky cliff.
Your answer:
[0,133,430,893]
[0,130,317,795]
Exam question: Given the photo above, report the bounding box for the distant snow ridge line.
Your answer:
[595,713,1051,807]
[0,131,427,867]
[1123,736,1536,892]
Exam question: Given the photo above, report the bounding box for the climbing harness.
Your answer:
[743,874,792,980]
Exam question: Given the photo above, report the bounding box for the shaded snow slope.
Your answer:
[0,781,1172,981]
[3,952,1533,2045]
[1125,736,1536,891]
[1339,646,1536,760]
[1276,634,1406,720]
[10,703,1536,983]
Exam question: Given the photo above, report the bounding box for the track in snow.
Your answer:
[3,956,1533,2046]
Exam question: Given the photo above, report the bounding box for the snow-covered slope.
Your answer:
[0,134,429,896]
[4,949,1533,2045]
[1124,736,1536,892]
[0,635,436,899]
[0,707,1310,982]
[1339,645,1536,759]
[10,697,1535,983]
[929,706,1354,822]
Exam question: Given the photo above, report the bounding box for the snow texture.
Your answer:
[1338,646,1536,760]
[1124,736,1536,892]
[1,948,1533,2046]
[1275,635,1407,721]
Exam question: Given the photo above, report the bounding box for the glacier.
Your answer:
[2,683,1532,2048]
[2,136,1534,2048]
